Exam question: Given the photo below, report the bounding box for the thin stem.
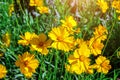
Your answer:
[102,23,115,55]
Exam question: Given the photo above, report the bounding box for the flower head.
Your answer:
[61,16,77,34]
[37,6,49,14]
[0,53,4,57]
[30,33,52,55]
[48,26,74,52]
[15,52,39,78]
[65,42,92,74]
[118,16,120,20]
[2,32,11,47]
[75,41,91,57]
[61,16,77,28]
[29,0,43,7]
[9,4,14,16]
[93,24,108,41]
[112,1,120,13]
[93,56,111,74]
[65,48,93,74]
[0,64,7,79]
[18,32,37,46]
[88,37,104,56]
[97,0,108,13]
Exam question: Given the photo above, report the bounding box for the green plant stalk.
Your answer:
[102,23,115,55]
[17,1,32,32]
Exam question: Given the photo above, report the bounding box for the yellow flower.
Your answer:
[75,39,84,48]
[88,37,104,56]
[37,6,49,14]
[61,16,77,34]
[9,4,14,16]
[93,24,108,41]
[93,56,111,74]
[65,43,92,74]
[2,32,10,47]
[118,16,120,20]
[0,53,4,57]
[48,26,74,52]
[112,1,120,13]
[61,16,77,28]
[75,42,91,57]
[29,0,43,7]
[66,49,93,74]
[87,25,107,56]
[97,0,108,13]
[0,64,7,79]
[15,52,39,78]
[18,32,37,46]
[30,33,52,55]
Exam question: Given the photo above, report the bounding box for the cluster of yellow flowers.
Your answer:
[18,32,52,55]
[0,15,112,79]
[17,15,111,76]
[9,0,49,16]
[112,0,120,20]
[96,0,120,20]
[88,24,108,56]
[65,23,111,74]
[29,0,49,14]
[48,16,78,52]
[54,16,111,74]
[0,32,40,78]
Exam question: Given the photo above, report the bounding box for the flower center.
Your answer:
[101,62,107,68]
[79,55,85,62]
[24,61,28,66]
[39,42,44,47]
[57,36,63,41]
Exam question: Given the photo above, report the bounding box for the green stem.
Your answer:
[109,47,120,60]
[102,23,115,55]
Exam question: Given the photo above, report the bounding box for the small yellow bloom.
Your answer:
[66,50,93,74]
[97,0,108,13]
[9,4,14,16]
[75,39,84,48]
[30,33,52,55]
[75,41,91,57]
[112,1,120,13]
[0,53,4,57]
[2,32,11,47]
[18,32,37,46]
[118,16,120,20]
[29,0,43,7]
[61,16,77,28]
[61,16,77,34]
[37,6,49,14]
[0,64,7,79]
[48,26,74,52]
[15,52,39,78]
[65,42,93,74]
[93,56,111,74]
[93,24,108,41]
[88,37,104,56]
